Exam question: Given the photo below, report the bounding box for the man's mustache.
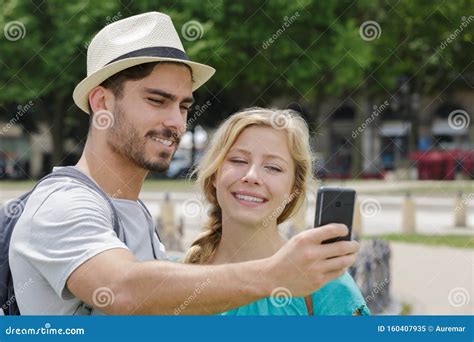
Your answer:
[146,128,181,146]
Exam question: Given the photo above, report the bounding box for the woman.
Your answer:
[185,107,369,315]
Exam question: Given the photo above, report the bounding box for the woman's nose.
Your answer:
[242,164,261,184]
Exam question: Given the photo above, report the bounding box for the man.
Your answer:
[9,12,359,315]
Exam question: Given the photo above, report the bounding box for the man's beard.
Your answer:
[106,105,180,173]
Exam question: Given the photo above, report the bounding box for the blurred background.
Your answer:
[1,0,473,315]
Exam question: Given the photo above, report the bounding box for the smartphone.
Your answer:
[314,187,356,244]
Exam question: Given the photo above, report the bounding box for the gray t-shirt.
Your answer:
[9,167,166,315]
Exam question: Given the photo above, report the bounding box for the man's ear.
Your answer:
[88,86,112,113]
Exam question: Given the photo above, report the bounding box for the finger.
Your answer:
[319,240,359,259]
[319,253,356,274]
[307,224,349,244]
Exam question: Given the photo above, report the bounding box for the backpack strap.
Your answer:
[304,295,313,316]
[137,199,161,242]
[42,167,125,243]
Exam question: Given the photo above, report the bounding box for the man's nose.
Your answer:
[163,106,187,136]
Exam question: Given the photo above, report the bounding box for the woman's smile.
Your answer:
[231,190,269,208]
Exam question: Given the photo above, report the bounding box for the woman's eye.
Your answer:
[266,165,282,172]
[230,159,246,164]
[180,106,190,111]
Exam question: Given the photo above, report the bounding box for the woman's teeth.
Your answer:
[235,193,264,203]
[151,136,173,146]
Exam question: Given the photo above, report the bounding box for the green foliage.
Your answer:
[0,0,471,164]
[365,234,474,249]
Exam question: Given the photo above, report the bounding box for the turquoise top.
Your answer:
[220,272,370,316]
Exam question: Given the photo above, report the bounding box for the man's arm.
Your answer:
[67,248,269,315]
[67,224,358,315]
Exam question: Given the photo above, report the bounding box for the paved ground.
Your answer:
[2,185,473,315]
[390,242,473,315]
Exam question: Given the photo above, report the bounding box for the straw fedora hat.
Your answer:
[73,12,215,113]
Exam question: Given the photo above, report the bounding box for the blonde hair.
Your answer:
[184,107,314,264]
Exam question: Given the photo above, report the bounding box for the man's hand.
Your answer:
[263,223,359,297]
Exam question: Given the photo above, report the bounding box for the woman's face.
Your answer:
[213,125,296,227]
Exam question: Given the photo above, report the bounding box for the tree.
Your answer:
[1,0,471,177]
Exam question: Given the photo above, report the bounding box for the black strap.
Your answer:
[137,199,161,242]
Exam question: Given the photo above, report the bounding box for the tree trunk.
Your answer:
[351,94,367,179]
[51,96,66,166]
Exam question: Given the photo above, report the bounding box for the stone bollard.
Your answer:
[352,198,363,239]
[158,192,181,251]
[453,192,467,228]
[402,192,416,234]
[351,239,394,314]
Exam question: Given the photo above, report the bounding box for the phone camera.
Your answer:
[335,201,341,207]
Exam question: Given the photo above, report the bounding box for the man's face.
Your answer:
[106,63,194,172]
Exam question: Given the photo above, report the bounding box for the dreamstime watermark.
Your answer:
[92,110,115,130]
[270,287,292,307]
[440,16,474,50]
[262,12,300,49]
[1,278,34,313]
[110,189,123,199]
[3,198,25,219]
[365,277,389,303]
[1,100,35,136]
[453,192,473,215]
[174,278,211,314]
[172,100,213,141]
[262,189,300,227]
[105,12,122,26]
[92,287,115,308]
[360,198,381,218]
[270,110,293,130]
[359,21,381,41]
[448,109,470,130]
[448,287,470,307]
[187,100,212,131]
[181,197,205,218]
[351,100,389,139]
[4,323,85,336]
[181,20,204,41]
[3,20,26,41]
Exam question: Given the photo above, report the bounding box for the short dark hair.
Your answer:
[87,61,193,114]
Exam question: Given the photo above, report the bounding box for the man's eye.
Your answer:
[180,106,190,111]
[148,98,163,104]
